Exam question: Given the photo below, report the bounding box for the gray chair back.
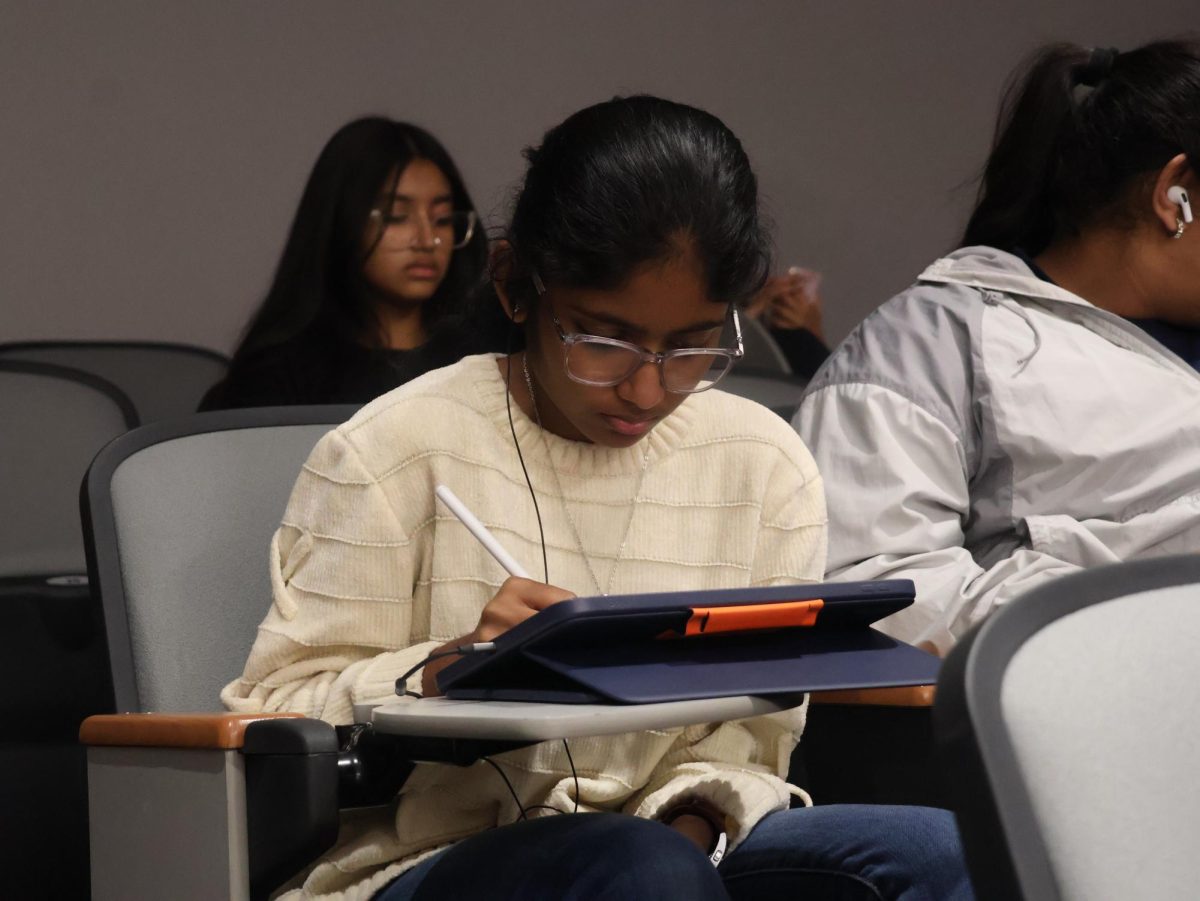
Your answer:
[0,361,138,577]
[82,406,357,713]
[721,370,808,420]
[934,555,1200,901]
[0,341,229,423]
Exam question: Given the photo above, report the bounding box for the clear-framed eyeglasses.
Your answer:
[368,208,477,250]
[531,270,744,394]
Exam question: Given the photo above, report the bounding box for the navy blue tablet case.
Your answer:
[438,580,939,704]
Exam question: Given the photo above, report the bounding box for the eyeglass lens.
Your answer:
[566,342,733,393]
[378,210,474,249]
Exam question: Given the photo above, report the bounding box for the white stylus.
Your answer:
[435,484,531,579]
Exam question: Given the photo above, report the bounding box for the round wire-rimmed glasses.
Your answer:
[369,209,477,249]
[533,270,745,394]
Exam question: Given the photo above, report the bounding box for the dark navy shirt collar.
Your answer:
[1010,247,1200,371]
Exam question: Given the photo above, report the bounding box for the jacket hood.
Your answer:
[919,245,1094,309]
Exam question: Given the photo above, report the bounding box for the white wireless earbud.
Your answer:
[1167,186,1193,224]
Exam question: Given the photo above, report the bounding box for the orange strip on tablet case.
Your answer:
[683,599,824,636]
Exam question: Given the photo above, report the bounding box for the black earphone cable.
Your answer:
[504,304,549,584]
[394,642,497,699]
[563,737,580,813]
[482,756,529,820]
[481,289,580,820]
[483,738,580,821]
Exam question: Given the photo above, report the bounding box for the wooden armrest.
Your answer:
[80,713,305,750]
[809,685,936,708]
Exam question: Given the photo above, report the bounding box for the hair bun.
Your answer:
[1076,46,1119,87]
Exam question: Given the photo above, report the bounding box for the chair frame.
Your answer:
[0,358,139,431]
[934,554,1200,900]
[1,340,230,424]
[80,405,358,713]
[0,339,229,367]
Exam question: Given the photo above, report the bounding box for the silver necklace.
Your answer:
[522,356,651,596]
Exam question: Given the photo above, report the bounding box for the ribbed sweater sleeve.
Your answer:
[220,427,439,724]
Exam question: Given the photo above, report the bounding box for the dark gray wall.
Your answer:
[2,2,1193,351]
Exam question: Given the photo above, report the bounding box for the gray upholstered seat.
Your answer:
[0,341,229,424]
[934,555,1200,900]
[82,406,357,713]
[0,360,138,577]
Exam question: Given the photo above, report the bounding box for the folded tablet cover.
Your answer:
[439,580,939,704]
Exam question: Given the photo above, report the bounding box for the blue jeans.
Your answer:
[375,805,974,900]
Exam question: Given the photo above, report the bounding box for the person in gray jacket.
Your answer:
[795,39,1200,654]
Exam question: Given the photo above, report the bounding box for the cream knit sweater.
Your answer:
[222,354,827,900]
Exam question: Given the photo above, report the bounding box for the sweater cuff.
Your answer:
[629,768,794,849]
[350,640,443,707]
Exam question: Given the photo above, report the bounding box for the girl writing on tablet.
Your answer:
[223,96,972,900]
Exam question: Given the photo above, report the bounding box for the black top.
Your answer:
[199,327,501,411]
[1122,318,1200,372]
[768,327,830,380]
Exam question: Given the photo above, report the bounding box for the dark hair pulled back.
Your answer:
[500,95,771,307]
[962,38,1200,254]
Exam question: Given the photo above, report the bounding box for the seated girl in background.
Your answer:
[745,265,830,378]
[223,95,971,900]
[796,39,1200,654]
[200,117,503,410]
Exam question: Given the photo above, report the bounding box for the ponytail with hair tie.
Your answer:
[962,38,1200,255]
[1076,47,1120,87]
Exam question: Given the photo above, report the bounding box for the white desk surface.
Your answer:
[369,693,807,741]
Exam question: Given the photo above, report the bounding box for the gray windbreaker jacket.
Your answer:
[795,246,1200,653]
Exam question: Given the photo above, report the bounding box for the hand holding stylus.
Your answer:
[471,576,575,643]
[427,486,573,693]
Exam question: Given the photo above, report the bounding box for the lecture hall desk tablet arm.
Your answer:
[437,580,939,704]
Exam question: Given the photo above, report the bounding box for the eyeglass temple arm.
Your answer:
[459,211,477,247]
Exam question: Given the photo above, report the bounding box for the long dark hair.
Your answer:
[963,38,1200,254]
[230,117,488,367]
[496,95,771,310]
